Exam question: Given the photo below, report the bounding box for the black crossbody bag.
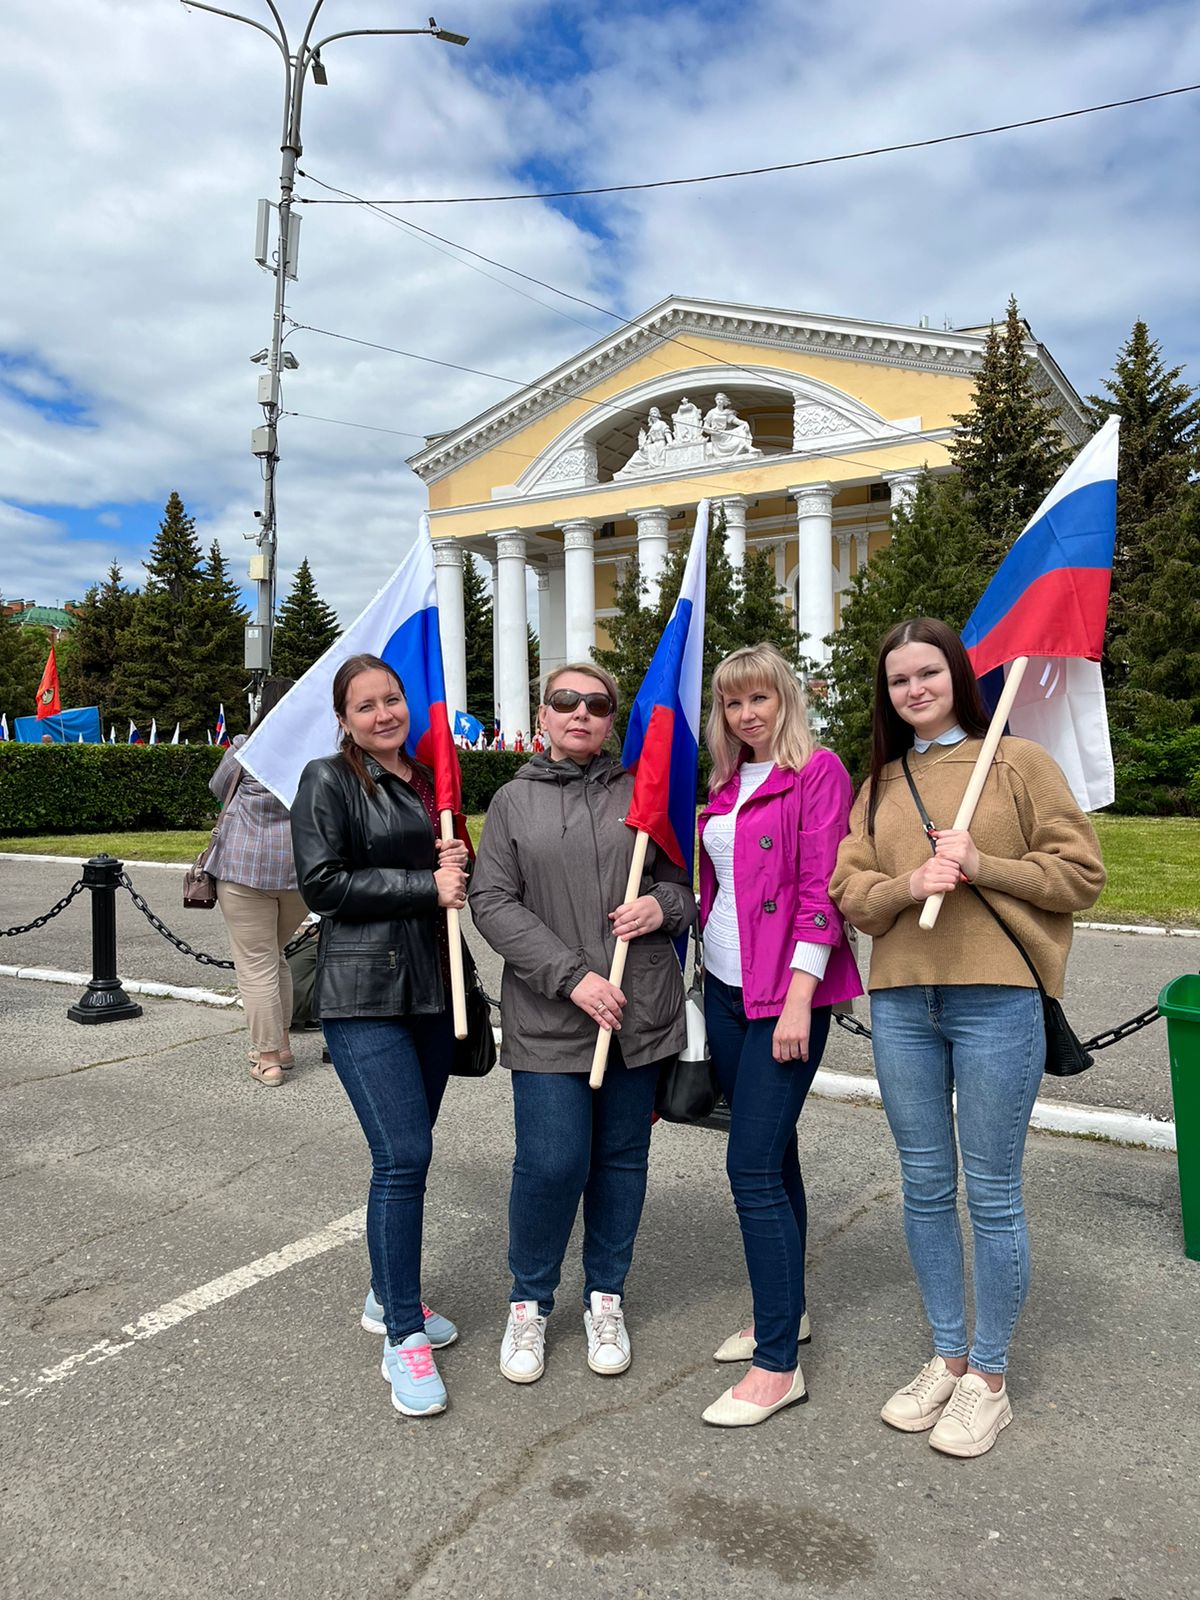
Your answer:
[900,753,1093,1077]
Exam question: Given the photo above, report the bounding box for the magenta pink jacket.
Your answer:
[698,748,864,1019]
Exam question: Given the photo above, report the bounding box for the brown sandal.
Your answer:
[249,1049,295,1070]
[249,1058,285,1087]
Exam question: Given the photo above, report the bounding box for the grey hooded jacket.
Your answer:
[468,751,696,1072]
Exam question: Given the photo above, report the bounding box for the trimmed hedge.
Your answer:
[1110,726,1200,816]
[0,744,227,833]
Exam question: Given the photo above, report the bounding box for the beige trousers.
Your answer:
[217,881,310,1054]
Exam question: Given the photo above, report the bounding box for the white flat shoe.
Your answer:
[713,1311,811,1362]
[701,1368,808,1427]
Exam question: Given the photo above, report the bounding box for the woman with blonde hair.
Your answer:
[697,643,862,1427]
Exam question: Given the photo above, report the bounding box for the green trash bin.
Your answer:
[1159,973,1200,1262]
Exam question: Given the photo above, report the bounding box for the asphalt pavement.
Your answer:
[1,853,1198,1600]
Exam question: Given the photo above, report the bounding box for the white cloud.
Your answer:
[1,0,1197,625]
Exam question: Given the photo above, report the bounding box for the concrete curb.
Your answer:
[1,963,1176,1152]
[0,852,188,871]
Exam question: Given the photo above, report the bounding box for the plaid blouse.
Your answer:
[205,734,300,892]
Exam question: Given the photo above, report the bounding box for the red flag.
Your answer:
[35,645,61,720]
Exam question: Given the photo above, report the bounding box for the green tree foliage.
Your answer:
[462,554,494,724]
[1122,483,1200,727]
[272,557,341,679]
[1085,321,1200,690]
[60,562,138,724]
[823,475,990,782]
[0,610,45,726]
[594,505,812,743]
[111,493,246,738]
[950,296,1068,564]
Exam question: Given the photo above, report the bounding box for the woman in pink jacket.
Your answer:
[697,643,862,1427]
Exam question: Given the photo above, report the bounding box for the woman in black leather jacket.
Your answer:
[291,652,468,1419]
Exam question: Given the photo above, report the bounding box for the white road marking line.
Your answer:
[0,853,189,870]
[0,1206,366,1407]
[0,964,238,1006]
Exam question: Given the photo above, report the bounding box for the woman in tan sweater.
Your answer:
[830,618,1104,1459]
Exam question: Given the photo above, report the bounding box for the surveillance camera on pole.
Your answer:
[179,1,469,685]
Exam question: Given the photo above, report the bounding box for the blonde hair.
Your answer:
[540,661,620,712]
[705,643,815,791]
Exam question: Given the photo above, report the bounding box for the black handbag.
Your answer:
[901,754,1093,1078]
[451,945,497,1077]
[654,923,721,1123]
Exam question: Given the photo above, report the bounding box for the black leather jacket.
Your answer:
[290,753,445,1019]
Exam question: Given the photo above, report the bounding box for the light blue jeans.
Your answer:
[870,984,1045,1374]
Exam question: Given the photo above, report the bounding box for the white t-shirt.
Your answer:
[702,762,831,990]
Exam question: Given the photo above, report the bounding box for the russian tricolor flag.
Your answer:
[621,500,709,875]
[214,704,231,748]
[236,515,462,820]
[962,415,1119,810]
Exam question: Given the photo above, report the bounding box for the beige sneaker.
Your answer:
[880,1355,959,1432]
[928,1373,1013,1458]
[713,1312,812,1362]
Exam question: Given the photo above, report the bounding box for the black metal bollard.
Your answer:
[67,855,143,1024]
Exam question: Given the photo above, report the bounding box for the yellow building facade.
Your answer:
[408,296,1087,736]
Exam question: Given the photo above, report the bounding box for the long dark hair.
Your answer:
[332,652,429,795]
[247,676,294,736]
[866,618,990,832]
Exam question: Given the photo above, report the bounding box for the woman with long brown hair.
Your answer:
[831,618,1105,1458]
[290,653,469,1418]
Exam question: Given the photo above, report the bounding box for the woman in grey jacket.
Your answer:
[469,663,695,1386]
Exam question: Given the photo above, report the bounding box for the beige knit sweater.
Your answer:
[830,737,1105,998]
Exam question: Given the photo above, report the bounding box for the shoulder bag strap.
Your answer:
[900,752,1049,1001]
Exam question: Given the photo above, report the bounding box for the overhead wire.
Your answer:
[296,82,1200,205]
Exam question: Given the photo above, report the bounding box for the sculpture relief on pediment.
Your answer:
[615,392,763,480]
[539,441,600,487]
[792,403,853,442]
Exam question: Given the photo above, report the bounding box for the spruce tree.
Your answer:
[60,561,137,722]
[1123,484,1200,726]
[951,296,1068,564]
[272,557,341,679]
[461,554,494,724]
[197,541,250,724]
[1085,321,1200,690]
[111,492,214,735]
[824,475,989,781]
[0,610,44,726]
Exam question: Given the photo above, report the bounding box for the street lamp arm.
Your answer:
[177,1,289,67]
[307,25,443,55]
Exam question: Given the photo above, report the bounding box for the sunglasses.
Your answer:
[545,688,614,716]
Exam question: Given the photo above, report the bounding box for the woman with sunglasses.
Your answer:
[290,653,470,1419]
[470,663,696,1386]
[830,619,1104,1457]
[697,643,862,1427]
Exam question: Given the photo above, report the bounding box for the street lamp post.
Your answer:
[179,2,468,686]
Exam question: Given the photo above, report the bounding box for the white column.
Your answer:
[790,483,835,664]
[431,540,467,721]
[493,530,530,741]
[835,531,853,593]
[855,530,871,577]
[630,505,670,607]
[489,559,501,726]
[884,470,921,518]
[720,495,748,575]
[560,517,596,661]
[538,559,566,682]
[774,541,788,592]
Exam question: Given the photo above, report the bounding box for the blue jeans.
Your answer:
[870,984,1045,1374]
[704,973,832,1374]
[508,1054,660,1316]
[323,1013,455,1344]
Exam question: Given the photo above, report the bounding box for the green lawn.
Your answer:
[2,813,1197,927]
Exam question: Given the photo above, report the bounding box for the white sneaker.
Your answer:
[880,1355,959,1433]
[500,1300,546,1384]
[584,1291,631,1376]
[928,1373,1013,1458]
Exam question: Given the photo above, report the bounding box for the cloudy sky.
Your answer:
[3,0,1198,623]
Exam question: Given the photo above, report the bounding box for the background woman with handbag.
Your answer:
[830,618,1105,1458]
[697,643,862,1428]
[468,663,695,1388]
[207,676,308,1087]
[290,653,469,1419]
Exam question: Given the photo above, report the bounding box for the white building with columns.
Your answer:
[410,297,1087,738]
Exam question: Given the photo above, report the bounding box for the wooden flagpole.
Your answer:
[589,830,650,1089]
[440,808,468,1039]
[918,656,1030,930]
